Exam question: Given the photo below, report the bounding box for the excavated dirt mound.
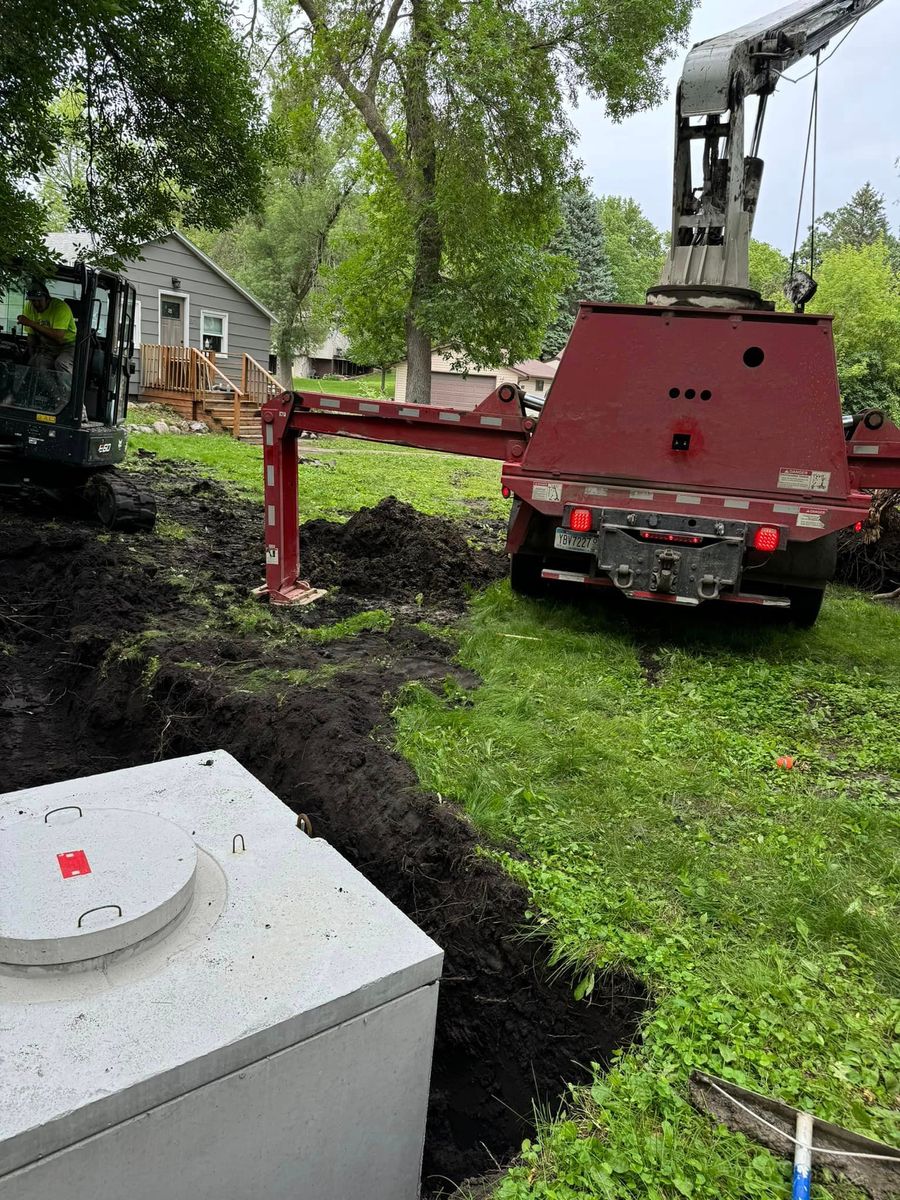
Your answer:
[302,496,507,604]
[0,458,646,1193]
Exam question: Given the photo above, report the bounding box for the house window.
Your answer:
[200,310,229,355]
[535,378,545,392]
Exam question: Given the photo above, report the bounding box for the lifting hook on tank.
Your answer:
[77,904,123,928]
[44,805,83,823]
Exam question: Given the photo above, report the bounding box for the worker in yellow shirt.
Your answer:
[17,282,77,382]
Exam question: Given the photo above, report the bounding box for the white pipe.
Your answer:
[792,1111,813,1200]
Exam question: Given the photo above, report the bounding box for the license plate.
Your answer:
[554,528,598,554]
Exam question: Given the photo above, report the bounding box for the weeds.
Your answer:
[395,584,900,1199]
[222,600,392,644]
[99,630,166,677]
[155,518,189,541]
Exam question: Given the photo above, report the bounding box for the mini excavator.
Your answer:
[0,261,156,530]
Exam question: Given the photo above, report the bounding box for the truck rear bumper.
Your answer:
[504,474,871,543]
[539,568,791,609]
[508,491,849,610]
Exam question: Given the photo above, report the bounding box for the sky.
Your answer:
[572,0,900,252]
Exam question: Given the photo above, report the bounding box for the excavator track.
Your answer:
[84,472,157,532]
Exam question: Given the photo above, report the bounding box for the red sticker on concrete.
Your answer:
[57,850,91,879]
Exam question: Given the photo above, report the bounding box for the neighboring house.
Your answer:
[393,352,559,409]
[516,358,559,396]
[294,332,370,380]
[44,231,278,440]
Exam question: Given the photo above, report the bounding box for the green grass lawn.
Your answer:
[125,425,900,1199]
[126,428,506,521]
[292,370,396,398]
[396,589,900,1199]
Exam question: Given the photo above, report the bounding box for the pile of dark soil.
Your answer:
[302,496,507,603]
[0,457,646,1193]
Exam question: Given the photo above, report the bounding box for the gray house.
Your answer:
[45,231,277,439]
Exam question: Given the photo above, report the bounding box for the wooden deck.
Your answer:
[139,346,281,442]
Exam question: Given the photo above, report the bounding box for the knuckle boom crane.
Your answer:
[262,0,899,625]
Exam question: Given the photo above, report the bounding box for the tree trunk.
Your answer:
[402,0,441,406]
[275,177,356,393]
[405,308,433,406]
[276,326,296,390]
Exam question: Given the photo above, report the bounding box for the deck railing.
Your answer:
[141,344,204,393]
[140,346,283,438]
[242,354,282,410]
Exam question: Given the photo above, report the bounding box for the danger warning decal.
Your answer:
[797,509,826,530]
[778,468,831,493]
[57,850,91,878]
[533,482,563,502]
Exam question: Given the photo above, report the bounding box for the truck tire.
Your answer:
[509,552,544,597]
[754,533,837,586]
[785,584,826,627]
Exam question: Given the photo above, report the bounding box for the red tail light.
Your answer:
[568,507,592,532]
[854,520,864,533]
[640,531,703,546]
[753,526,780,553]
[501,485,511,499]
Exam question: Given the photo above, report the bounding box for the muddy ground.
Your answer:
[0,457,646,1193]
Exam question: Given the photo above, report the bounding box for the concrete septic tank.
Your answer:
[0,751,443,1200]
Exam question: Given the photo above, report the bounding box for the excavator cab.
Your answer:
[0,262,156,530]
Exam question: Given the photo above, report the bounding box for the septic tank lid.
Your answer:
[0,807,198,967]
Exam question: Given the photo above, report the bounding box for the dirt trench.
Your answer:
[0,460,647,1191]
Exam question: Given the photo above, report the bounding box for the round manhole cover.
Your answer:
[0,808,198,967]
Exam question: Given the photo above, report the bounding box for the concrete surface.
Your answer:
[0,751,443,1199]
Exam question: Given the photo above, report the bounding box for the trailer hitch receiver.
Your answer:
[650,548,681,594]
[597,509,746,603]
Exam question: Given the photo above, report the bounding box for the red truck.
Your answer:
[262,0,900,625]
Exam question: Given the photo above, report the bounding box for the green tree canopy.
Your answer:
[190,16,362,386]
[747,240,791,311]
[542,182,614,359]
[800,182,900,273]
[324,184,410,379]
[595,195,667,304]
[1,0,268,274]
[325,145,568,378]
[812,241,900,418]
[288,0,696,402]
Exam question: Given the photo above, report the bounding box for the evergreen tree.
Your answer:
[799,182,900,272]
[543,183,615,358]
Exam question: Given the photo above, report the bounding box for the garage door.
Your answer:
[430,371,496,410]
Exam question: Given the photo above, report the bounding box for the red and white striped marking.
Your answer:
[521,478,868,535]
[295,391,526,432]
